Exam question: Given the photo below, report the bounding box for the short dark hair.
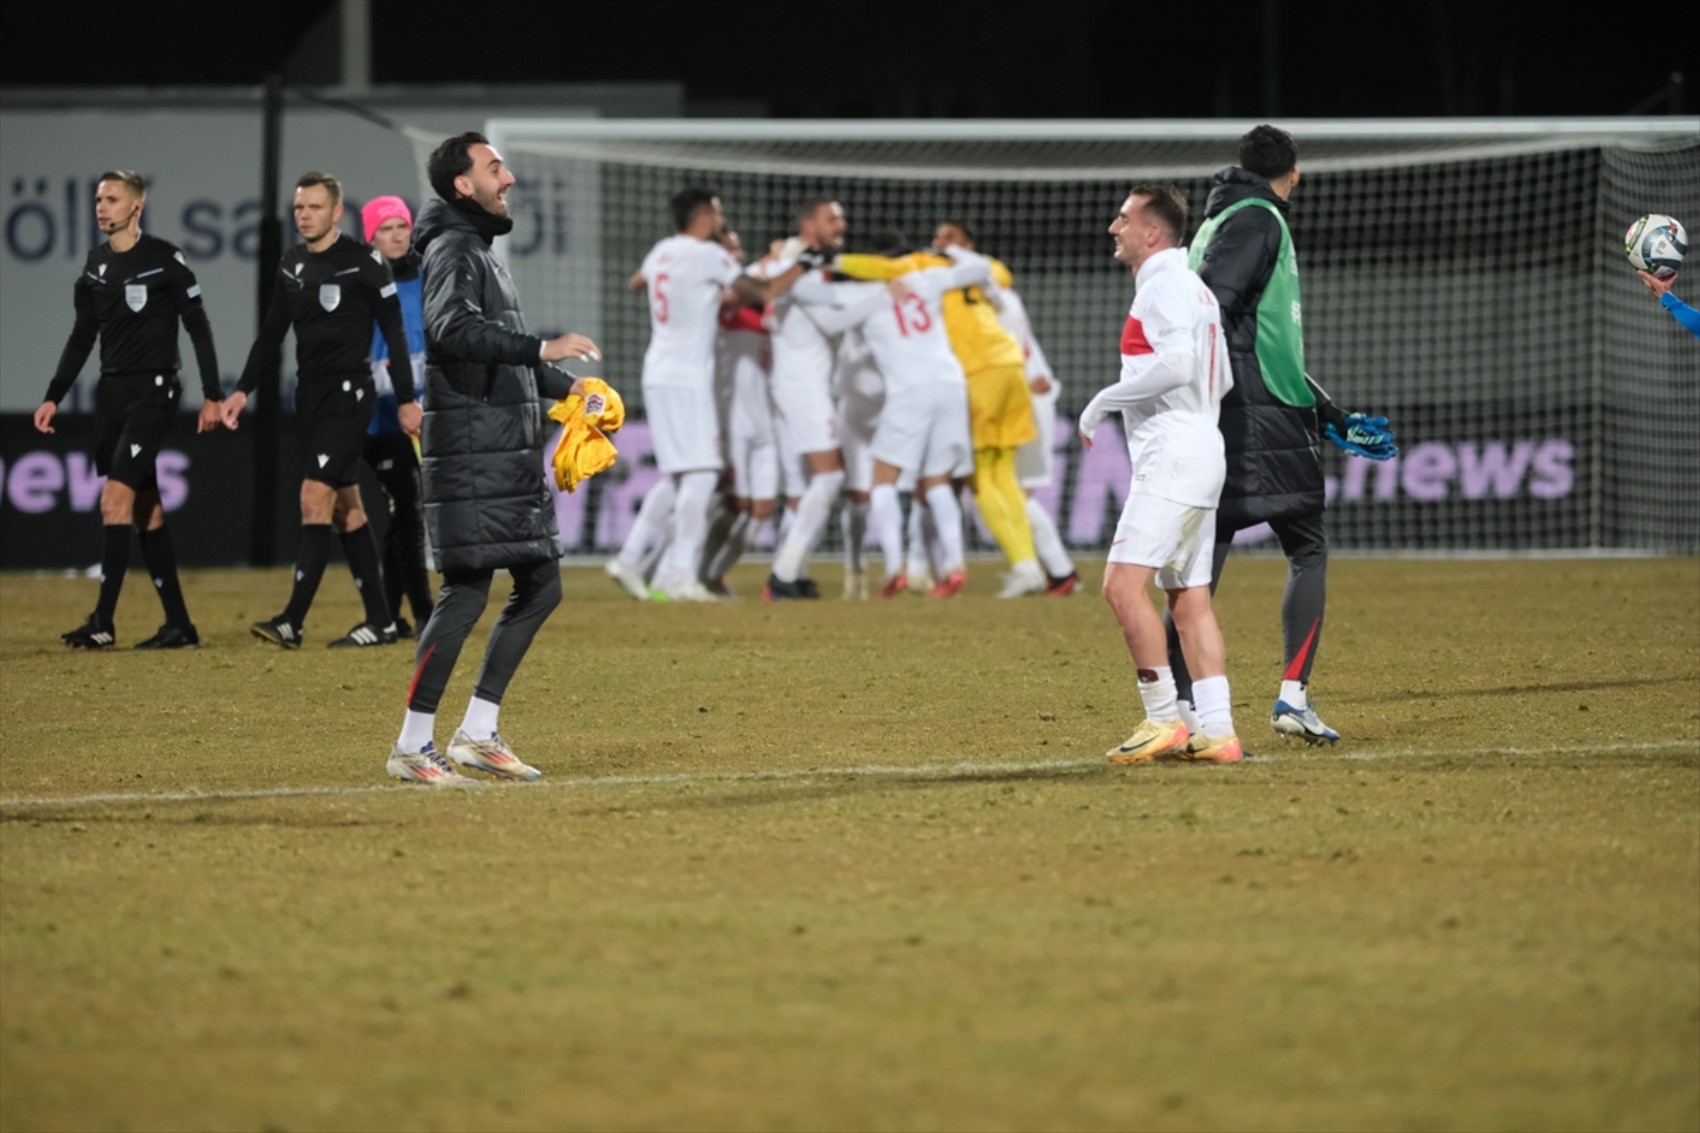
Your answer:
[427,131,490,201]
[1239,124,1298,180]
[937,219,976,245]
[1128,183,1188,244]
[865,229,910,256]
[670,186,720,232]
[97,170,147,198]
[295,171,343,207]
[796,196,838,223]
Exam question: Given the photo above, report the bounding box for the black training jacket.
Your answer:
[1196,168,1346,529]
[413,198,574,574]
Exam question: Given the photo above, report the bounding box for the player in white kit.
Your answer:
[704,228,779,593]
[612,188,804,601]
[790,233,987,597]
[833,326,884,598]
[761,197,849,600]
[1078,184,1243,764]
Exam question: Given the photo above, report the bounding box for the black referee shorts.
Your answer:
[95,371,181,492]
[296,376,376,488]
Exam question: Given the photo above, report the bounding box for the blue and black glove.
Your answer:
[1325,413,1399,461]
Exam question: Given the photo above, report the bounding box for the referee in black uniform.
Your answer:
[34,169,224,651]
[221,171,418,649]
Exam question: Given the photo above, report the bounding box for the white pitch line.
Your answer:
[0,739,1694,813]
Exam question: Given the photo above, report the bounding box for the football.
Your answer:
[1624,213,1688,279]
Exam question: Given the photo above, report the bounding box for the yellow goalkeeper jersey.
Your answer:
[836,251,1024,375]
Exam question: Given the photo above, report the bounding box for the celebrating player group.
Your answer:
[39,123,1433,779]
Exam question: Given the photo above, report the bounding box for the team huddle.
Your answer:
[38,123,1409,779]
[605,193,1079,605]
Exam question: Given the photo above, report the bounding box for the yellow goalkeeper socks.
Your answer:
[971,447,1036,566]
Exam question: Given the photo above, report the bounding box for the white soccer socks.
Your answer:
[1138,666,1180,723]
[868,484,904,583]
[923,483,965,574]
[460,696,500,740]
[1026,496,1074,579]
[773,469,843,583]
[1192,675,1235,739]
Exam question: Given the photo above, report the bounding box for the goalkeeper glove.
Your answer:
[1325,413,1399,460]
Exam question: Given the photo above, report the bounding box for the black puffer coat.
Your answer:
[1196,168,1345,530]
[413,198,573,573]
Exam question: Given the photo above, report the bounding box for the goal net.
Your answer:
[478,119,1700,556]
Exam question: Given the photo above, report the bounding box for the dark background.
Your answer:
[2,0,1691,118]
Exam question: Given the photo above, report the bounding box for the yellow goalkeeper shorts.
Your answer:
[966,363,1037,451]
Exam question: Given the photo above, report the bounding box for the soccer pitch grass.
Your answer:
[1,557,1696,1132]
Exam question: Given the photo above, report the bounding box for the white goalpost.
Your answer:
[475,117,1700,556]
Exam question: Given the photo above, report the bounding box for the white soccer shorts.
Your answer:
[770,372,839,458]
[1015,393,1058,488]
[645,384,723,475]
[728,377,779,501]
[869,382,972,483]
[1107,492,1217,590]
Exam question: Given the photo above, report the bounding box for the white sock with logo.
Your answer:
[1279,679,1308,709]
[1138,667,1179,723]
[460,696,499,740]
[398,710,435,753]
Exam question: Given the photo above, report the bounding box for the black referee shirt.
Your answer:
[44,233,222,404]
[237,234,414,402]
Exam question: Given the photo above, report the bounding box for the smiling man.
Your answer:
[386,131,602,786]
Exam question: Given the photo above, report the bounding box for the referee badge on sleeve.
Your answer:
[319,283,342,312]
[125,284,148,312]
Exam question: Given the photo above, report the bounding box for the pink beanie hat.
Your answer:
[361,195,412,243]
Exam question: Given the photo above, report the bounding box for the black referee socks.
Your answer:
[282,524,334,627]
[340,526,391,627]
[137,525,191,628]
[93,524,131,626]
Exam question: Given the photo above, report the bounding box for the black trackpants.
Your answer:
[364,433,435,626]
[1167,511,1328,703]
[405,559,562,714]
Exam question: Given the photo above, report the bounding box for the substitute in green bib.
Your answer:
[1165,125,1400,748]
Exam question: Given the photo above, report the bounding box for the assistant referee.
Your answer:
[221,171,418,649]
[35,169,224,651]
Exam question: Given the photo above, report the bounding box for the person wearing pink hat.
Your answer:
[360,194,435,639]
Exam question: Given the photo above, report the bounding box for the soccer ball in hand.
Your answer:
[1624,214,1687,279]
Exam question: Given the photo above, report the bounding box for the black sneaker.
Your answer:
[796,577,822,599]
[394,616,415,641]
[762,574,814,601]
[251,616,305,649]
[327,621,398,649]
[135,623,200,650]
[61,614,116,650]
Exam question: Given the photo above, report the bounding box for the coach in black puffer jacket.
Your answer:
[1193,167,1348,530]
[389,131,602,785]
[412,196,573,572]
[1164,125,1387,749]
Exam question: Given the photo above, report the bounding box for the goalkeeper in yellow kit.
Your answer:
[833,228,1046,596]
